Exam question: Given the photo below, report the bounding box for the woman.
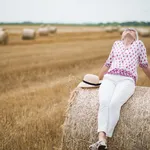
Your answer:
[89,28,150,150]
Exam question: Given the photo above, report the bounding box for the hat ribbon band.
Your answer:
[83,80,101,86]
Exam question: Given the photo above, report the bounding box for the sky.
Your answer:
[0,0,150,23]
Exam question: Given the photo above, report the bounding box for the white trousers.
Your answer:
[98,74,135,137]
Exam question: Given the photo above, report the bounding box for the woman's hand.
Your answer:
[142,64,150,80]
[99,65,109,80]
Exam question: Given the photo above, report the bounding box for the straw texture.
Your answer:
[61,86,150,150]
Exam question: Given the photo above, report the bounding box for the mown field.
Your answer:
[0,25,150,150]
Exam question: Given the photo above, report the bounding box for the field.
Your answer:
[0,25,150,150]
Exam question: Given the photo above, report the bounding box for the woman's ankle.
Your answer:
[99,131,106,136]
[98,131,107,141]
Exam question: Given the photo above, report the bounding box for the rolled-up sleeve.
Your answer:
[104,42,115,68]
[138,41,148,68]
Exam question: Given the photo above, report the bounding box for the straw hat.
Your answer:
[77,74,102,88]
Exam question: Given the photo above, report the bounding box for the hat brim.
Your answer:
[77,80,102,88]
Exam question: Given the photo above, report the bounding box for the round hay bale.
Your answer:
[38,27,49,36]
[61,86,150,150]
[0,28,5,31]
[104,26,113,32]
[48,27,57,34]
[112,26,119,32]
[22,29,36,40]
[119,27,126,34]
[0,30,9,45]
[137,28,150,37]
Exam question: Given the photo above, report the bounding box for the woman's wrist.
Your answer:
[143,65,150,79]
[148,65,150,79]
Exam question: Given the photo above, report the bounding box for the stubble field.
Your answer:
[0,25,150,150]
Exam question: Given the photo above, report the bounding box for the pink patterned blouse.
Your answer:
[104,40,148,84]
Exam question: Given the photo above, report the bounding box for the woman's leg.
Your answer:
[107,79,135,137]
[98,77,116,140]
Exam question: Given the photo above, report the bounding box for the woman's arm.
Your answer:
[142,64,150,80]
[138,40,150,80]
[99,65,109,80]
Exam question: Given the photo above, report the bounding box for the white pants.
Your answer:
[98,74,135,137]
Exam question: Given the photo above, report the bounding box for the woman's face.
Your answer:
[122,29,136,40]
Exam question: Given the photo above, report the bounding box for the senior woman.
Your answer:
[89,28,150,150]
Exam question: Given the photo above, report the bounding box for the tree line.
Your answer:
[0,21,150,26]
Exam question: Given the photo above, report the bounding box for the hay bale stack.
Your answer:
[137,28,150,37]
[61,86,150,150]
[48,26,57,34]
[0,30,8,45]
[38,27,49,36]
[22,29,36,40]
